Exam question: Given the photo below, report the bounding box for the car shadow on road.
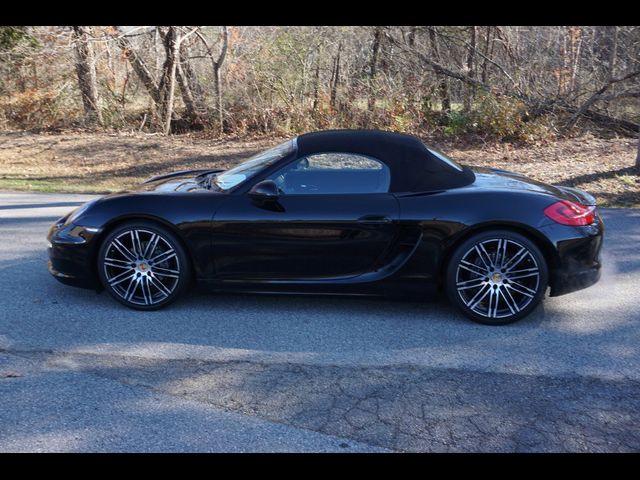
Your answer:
[1,271,639,452]
[1,207,640,451]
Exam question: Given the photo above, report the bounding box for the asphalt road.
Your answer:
[1,191,639,452]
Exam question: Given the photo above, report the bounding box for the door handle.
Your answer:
[357,215,392,224]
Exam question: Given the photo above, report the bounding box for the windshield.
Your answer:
[212,139,296,191]
[426,146,463,172]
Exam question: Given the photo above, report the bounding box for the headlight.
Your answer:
[64,199,98,226]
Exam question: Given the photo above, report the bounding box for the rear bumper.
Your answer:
[544,211,604,297]
[550,263,601,296]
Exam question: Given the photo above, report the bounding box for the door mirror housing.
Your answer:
[249,179,280,199]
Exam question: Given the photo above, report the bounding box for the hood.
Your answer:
[133,169,223,193]
[470,167,596,205]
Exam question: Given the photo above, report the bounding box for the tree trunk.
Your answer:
[407,26,417,47]
[608,26,619,82]
[113,28,161,106]
[367,26,382,111]
[31,60,39,89]
[179,40,206,108]
[158,27,207,130]
[565,69,640,130]
[330,42,342,110]
[178,37,208,127]
[636,130,640,173]
[72,26,103,126]
[213,63,222,133]
[312,46,321,111]
[568,26,583,93]
[481,26,495,84]
[157,27,179,135]
[157,32,199,124]
[428,27,451,113]
[201,26,229,135]
[464,26,477,112]
[176,60,198,122]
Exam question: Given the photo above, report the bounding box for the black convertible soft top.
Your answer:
[295,130,475,193]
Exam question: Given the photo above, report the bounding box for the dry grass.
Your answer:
[0,131,282,194]
[0,130,638,207]
[440,134,639,207]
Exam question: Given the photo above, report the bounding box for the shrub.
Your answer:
[443,110,473,136]
[0,88,79,130]
[470,92,554,144]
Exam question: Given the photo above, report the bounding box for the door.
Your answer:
[211,153,400,280]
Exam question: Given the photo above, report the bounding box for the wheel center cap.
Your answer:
[137,262,149,272]
[492,272,502,283]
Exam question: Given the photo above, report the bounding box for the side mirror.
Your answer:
[249,179,280,200]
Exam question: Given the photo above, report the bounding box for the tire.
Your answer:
[445,229,548,325]
[97,221,191,310]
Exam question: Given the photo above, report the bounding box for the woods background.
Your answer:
[0,26,638,203]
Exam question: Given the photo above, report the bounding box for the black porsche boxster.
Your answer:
[47,130,603,325]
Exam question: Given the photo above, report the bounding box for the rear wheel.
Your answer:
[97,221,191,310]
[445,230,548,325]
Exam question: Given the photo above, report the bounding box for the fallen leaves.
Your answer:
[0,131,637,207]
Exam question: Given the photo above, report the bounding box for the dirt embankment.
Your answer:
[0,131,638,207]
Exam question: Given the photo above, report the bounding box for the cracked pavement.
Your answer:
[8,350,640,452]
[1,192,640,452]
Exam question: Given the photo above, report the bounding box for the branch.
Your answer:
[599,90,640,102]
[217,26,228,68]
[566,69,640,128]
[194,30,214,58]
[111,25,161,104]
[194,27,227,68]
[177,26,201,46]
[387,33,492,92]
[457,35,524,97]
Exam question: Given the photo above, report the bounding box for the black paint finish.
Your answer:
[47,131,604,301]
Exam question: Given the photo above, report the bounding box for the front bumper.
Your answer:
[47,218,101,290]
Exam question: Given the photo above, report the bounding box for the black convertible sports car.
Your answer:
[47,130,603,325]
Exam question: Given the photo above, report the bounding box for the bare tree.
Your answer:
[330,41,342,109]
[213,27,228,133]
[312,44,322,111]
[175,60,199,122]
[159,27,203,126]
[464,26,477,112]
[427,27,451,113]
[566,69,640,130]
[367,26,383,111]
[481,26,495,84]
[112,27,161,106]
[179,39,207,112]
[195,27,228,134]
[72,26,103,126]
[3,26,639,138]
[155,27,180,134]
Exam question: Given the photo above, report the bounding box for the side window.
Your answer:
[268,153,391,195]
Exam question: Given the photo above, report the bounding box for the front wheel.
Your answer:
[445,230,548,325]
[97,221,191,310]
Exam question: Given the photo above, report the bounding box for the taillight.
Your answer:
[544,200,595,226]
